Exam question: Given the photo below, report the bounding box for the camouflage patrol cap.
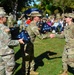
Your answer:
[30,11,42,17]
[0,7,7,17]
[64,13,74,18]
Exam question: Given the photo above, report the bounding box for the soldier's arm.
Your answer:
[8,39,24,46]
[49,31,65,39]
[32,26,50,39]
[55,32,65,39]
[8,40,19,46]
[68,26,74,43]
[1,25,10,33]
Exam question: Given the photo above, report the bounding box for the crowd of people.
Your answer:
[0,6,74,75]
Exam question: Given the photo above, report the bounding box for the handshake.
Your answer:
[49,34,55,38]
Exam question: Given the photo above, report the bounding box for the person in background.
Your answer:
[17,17,22,27]
[0,7,24,75]
[49,13,74,75]
[25,17,31,25]
[7,13,14,27]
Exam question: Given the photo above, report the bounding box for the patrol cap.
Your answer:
[0,7,8,17]
[30,11,42,17]
[64,13,74,18]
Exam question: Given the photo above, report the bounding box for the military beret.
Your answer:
[30,11,42,17]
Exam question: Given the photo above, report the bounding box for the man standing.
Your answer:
[0,7,24,75]
[50,13,74,75]
[23,11,50,75]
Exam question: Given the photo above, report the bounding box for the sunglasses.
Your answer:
[64,16,72,18]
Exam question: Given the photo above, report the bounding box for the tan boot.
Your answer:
[60,71,68,75]
[30,71,39,75]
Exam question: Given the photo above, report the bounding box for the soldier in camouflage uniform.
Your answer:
[23,11,50,75]
[49,13,74,75]
[7,13,14,27]
[0,7,24,75]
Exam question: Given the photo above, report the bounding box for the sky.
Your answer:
[30,0,40,6]
[35,0,40,4]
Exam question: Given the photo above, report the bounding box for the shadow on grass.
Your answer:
[15,49,22,61]
[14,63,22,75]
[68,65,74,75]
[14,44,28,75]
[34,50,61,70]
[14,49,22,75]
[14,49,62,74]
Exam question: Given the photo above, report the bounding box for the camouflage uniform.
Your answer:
[0,7,20,75]
[0,23,19,75]
[56,22,74,73]
[7,13,14,27]
[23,19,50,75]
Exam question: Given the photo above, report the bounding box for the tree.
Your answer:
[52,0,74,13]
[69,0,74,9]
[36,0,74,14]
[35,0,53,15]
[0,0,34,13]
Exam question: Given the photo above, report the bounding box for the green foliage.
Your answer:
[36,0,74,14]
[0,0,34,13]
[1,0,74,14]
[54,9,59,14]
[69,0,74,9]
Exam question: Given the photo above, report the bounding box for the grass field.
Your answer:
[13,37,74,75]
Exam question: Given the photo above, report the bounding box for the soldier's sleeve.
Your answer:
[8,40,19,47]
[72,26,74,37]
[32,26,49,39]
[68,26,74,44]
[1,25,10,33]
[0,29,10,48]
[55,32,65,39]
[66,27,74,47]
[2,25,10,31]
[0,29,19,47]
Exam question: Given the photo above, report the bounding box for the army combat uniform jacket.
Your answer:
[0,24,19,56]
[55,22,74,69]
[26,20,50,42]
[23,20,50,73]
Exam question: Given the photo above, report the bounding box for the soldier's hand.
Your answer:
[5,29,10,33]
[18,39,24,44]
[49,34,55,38]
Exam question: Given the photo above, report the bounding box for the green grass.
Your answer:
[13,37,74,75]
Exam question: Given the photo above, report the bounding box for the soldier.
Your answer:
[7,13,14,27]
[0,7,24,75]
[23,11,50,75]
[49,13,74,75]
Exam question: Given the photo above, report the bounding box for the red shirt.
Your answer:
[26,19,31,24]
